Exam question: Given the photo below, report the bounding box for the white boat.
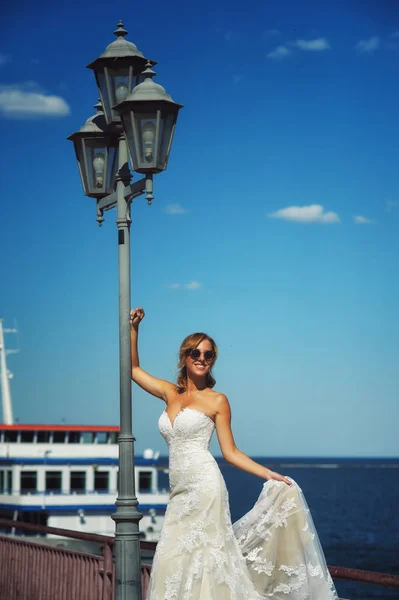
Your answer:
[0,319,168,541]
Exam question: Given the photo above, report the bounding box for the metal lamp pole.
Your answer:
[68,22,182,600]
[95,136,150,600]
[112,134,143,598]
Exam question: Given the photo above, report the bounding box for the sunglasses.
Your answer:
[188,348,215,362]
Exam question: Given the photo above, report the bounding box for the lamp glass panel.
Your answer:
[97,70,112,122]
[138,114,159,170]
[73,137,117,196]
[97,66,137,122]
[121,110,134,165]
[86,142,107,193]
[122,106,178,173]
[106,145,118,190]
[121,110,142,170]
[73,140,89,195]
[123,111,166,172]
[157,113,176,171]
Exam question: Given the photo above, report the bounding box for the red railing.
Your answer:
[0,518,398,599]
[0,518,153,600]
[329,565,399,589]
[0,536,110,600]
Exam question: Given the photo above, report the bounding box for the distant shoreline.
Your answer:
[222,461,399,469]
[156,456,399,468]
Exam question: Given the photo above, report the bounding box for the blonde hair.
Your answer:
[176,333,218,393]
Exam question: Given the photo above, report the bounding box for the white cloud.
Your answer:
[0,82,70,118]
[164,203,189,215]
[184,281,202,290]
[168,281,202,291]
[355,36,380,54]
[294,38,330,51]
[267,38,330,60]
[0,53,11,67]
[267,45,292,60]
[268,204,340,224]
[353,215,375,224]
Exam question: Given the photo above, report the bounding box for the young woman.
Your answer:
[130,308,338,600]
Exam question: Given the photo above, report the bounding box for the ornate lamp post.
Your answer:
[68,22,182,600]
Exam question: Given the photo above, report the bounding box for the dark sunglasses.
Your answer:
[188,348,215,362]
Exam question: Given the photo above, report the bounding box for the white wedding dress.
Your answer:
[146,407,338,600]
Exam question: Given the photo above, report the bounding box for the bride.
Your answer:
[130,308,338,600]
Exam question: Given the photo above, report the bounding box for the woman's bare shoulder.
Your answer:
[204,388,224,398]
[206,389,229,413]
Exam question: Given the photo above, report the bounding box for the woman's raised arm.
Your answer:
[214,394,291,485]
[130,308,176,401]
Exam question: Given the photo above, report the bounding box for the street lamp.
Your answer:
[116,62,183,203]
[67,100,119,199]
[86,21,152,125]
[68,21,182,600]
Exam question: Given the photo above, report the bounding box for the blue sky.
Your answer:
[0,0,398,457]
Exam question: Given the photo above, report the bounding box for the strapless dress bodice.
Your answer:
[158,407,215,455]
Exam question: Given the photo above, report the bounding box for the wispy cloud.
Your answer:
[294,38,331,51]
[353,215,375,224]
[233,74,243,85]
[164,203,189,215]
[0,53,11,67]
[185,281,202,290]
[267,45,292,60]
[385,199,397,213]
[0,82,70,118]
[267,37,330,60]
[263,29,281,38]
[268,204,340,224]
[57,82,69,92]
[168,281,202,291]
[386,31,399,49]
[355,36,380,54]
[224,30,242,42]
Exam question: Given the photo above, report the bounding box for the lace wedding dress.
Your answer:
[146,407,338,600]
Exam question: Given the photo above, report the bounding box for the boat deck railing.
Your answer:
[0,517,398,599]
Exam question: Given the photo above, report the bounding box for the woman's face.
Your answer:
[185,339,214,379]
